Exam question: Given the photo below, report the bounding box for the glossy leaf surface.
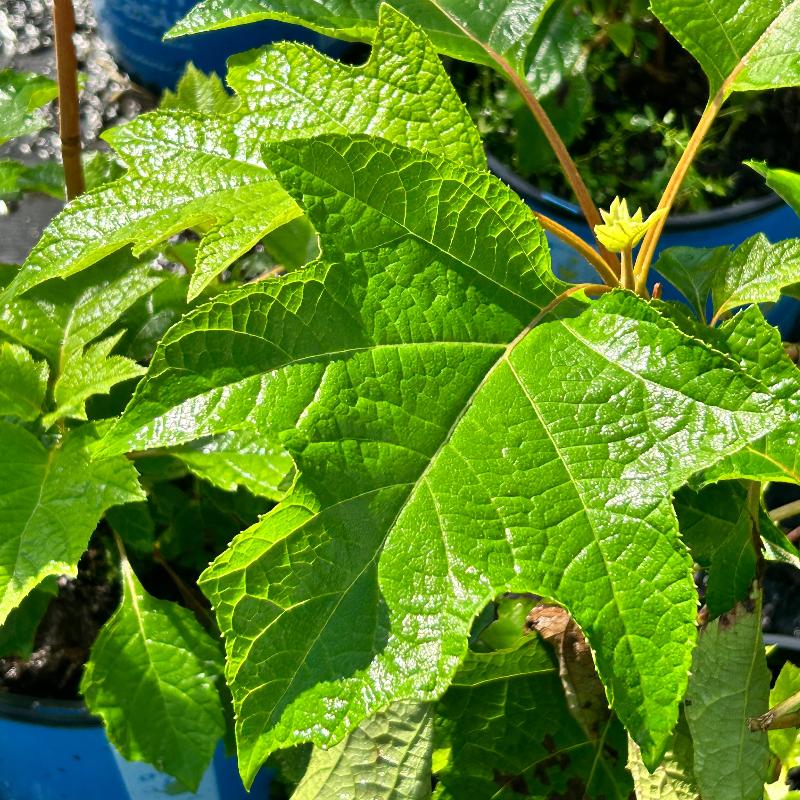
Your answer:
[0,422,143,624]
[685,604,770,800]
[651,0,800,95]
[81,557,225,790]
[98,133,789,782]
[3,8,481,302]
[748,161,800,218]
[293,702,433,800]
[0,342,48,421]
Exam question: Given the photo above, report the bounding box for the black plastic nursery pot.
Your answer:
[0,693,272,800]
[488,154,800,339]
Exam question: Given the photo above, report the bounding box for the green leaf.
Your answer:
[627,712,698,800]
[0,70,58,146]
[3,7,482,303]
[769,664,800,771]
[696,307,800,485]
[81,556,225,790]
[0,256,165,366]
[169,430,294,500]
[293,702,433,799]
[747,161,800,218]
[0,577,57,659]
[711,235,800,320]
[653,246,728,321]
[0,421,143,624]
[97,134,789,782]
[651,0,800,96]
[44,331,145,426]
[105,502,155,557]
[674,483,756,617]
[160,63,240,115]
[0,342,48,421]
[168,0,488,62]
[434,621,631,799]
[685,603,771,800]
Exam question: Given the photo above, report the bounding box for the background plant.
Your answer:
[2,1,800,798]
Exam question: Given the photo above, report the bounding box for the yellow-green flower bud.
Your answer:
[594,196,667,253]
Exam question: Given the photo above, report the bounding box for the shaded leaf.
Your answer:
[97,134,789,782]
[0,577,57,659]
[0,342,48,421]
[81,556,225,790]
[685,603,771,800]
[0,256,165,365]
[767,664,800,772]
[293,702,433,800]
[169,430,294,500]
[434,609,631,799]
[653,246,728,321]
[0,69,58,146]
[673,483,756,617]
[0,421,144,624]
[3,7,482,303]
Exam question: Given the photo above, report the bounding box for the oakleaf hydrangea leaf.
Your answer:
[434,605,631,799]
[0,421,144,624]
[3,7,481,303]
[160,63,240,115]
[747,161,800,218]
[0,342,48,421]
[685,603,771,800]
[98,134,789,783]
[168,431,295,501]
[674,483,756,617]
[696,307,800,485]
[627,713,698,800]
[711,235,800,321]
[44,331,145,426]
[0,256,164,365]
[81,556,225,790]
[651,0,800,96]
[0,69,58,146]
[652,246,728,321]
[293,702,433,800]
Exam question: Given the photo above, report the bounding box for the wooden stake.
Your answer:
[52,0,84,200]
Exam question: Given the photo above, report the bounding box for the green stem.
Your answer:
[620,246,634,290]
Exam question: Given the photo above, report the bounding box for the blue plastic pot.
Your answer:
[488,155,800,338]
[0,693,272,800]
[92,0,347,89]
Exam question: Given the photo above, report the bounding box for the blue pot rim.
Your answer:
[486,153,784,231]
[0,691,101,728]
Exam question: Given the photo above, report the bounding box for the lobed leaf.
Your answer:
[160,63,240,115]
[3,7,482,303]
[0,342,48,421]
[0,421,143,624]
[293,702,433,799]
[651,0,800,96]
[685,603,771,800]
[653,246,728,321]
[98,134,790,783]
[81,557,225,790]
